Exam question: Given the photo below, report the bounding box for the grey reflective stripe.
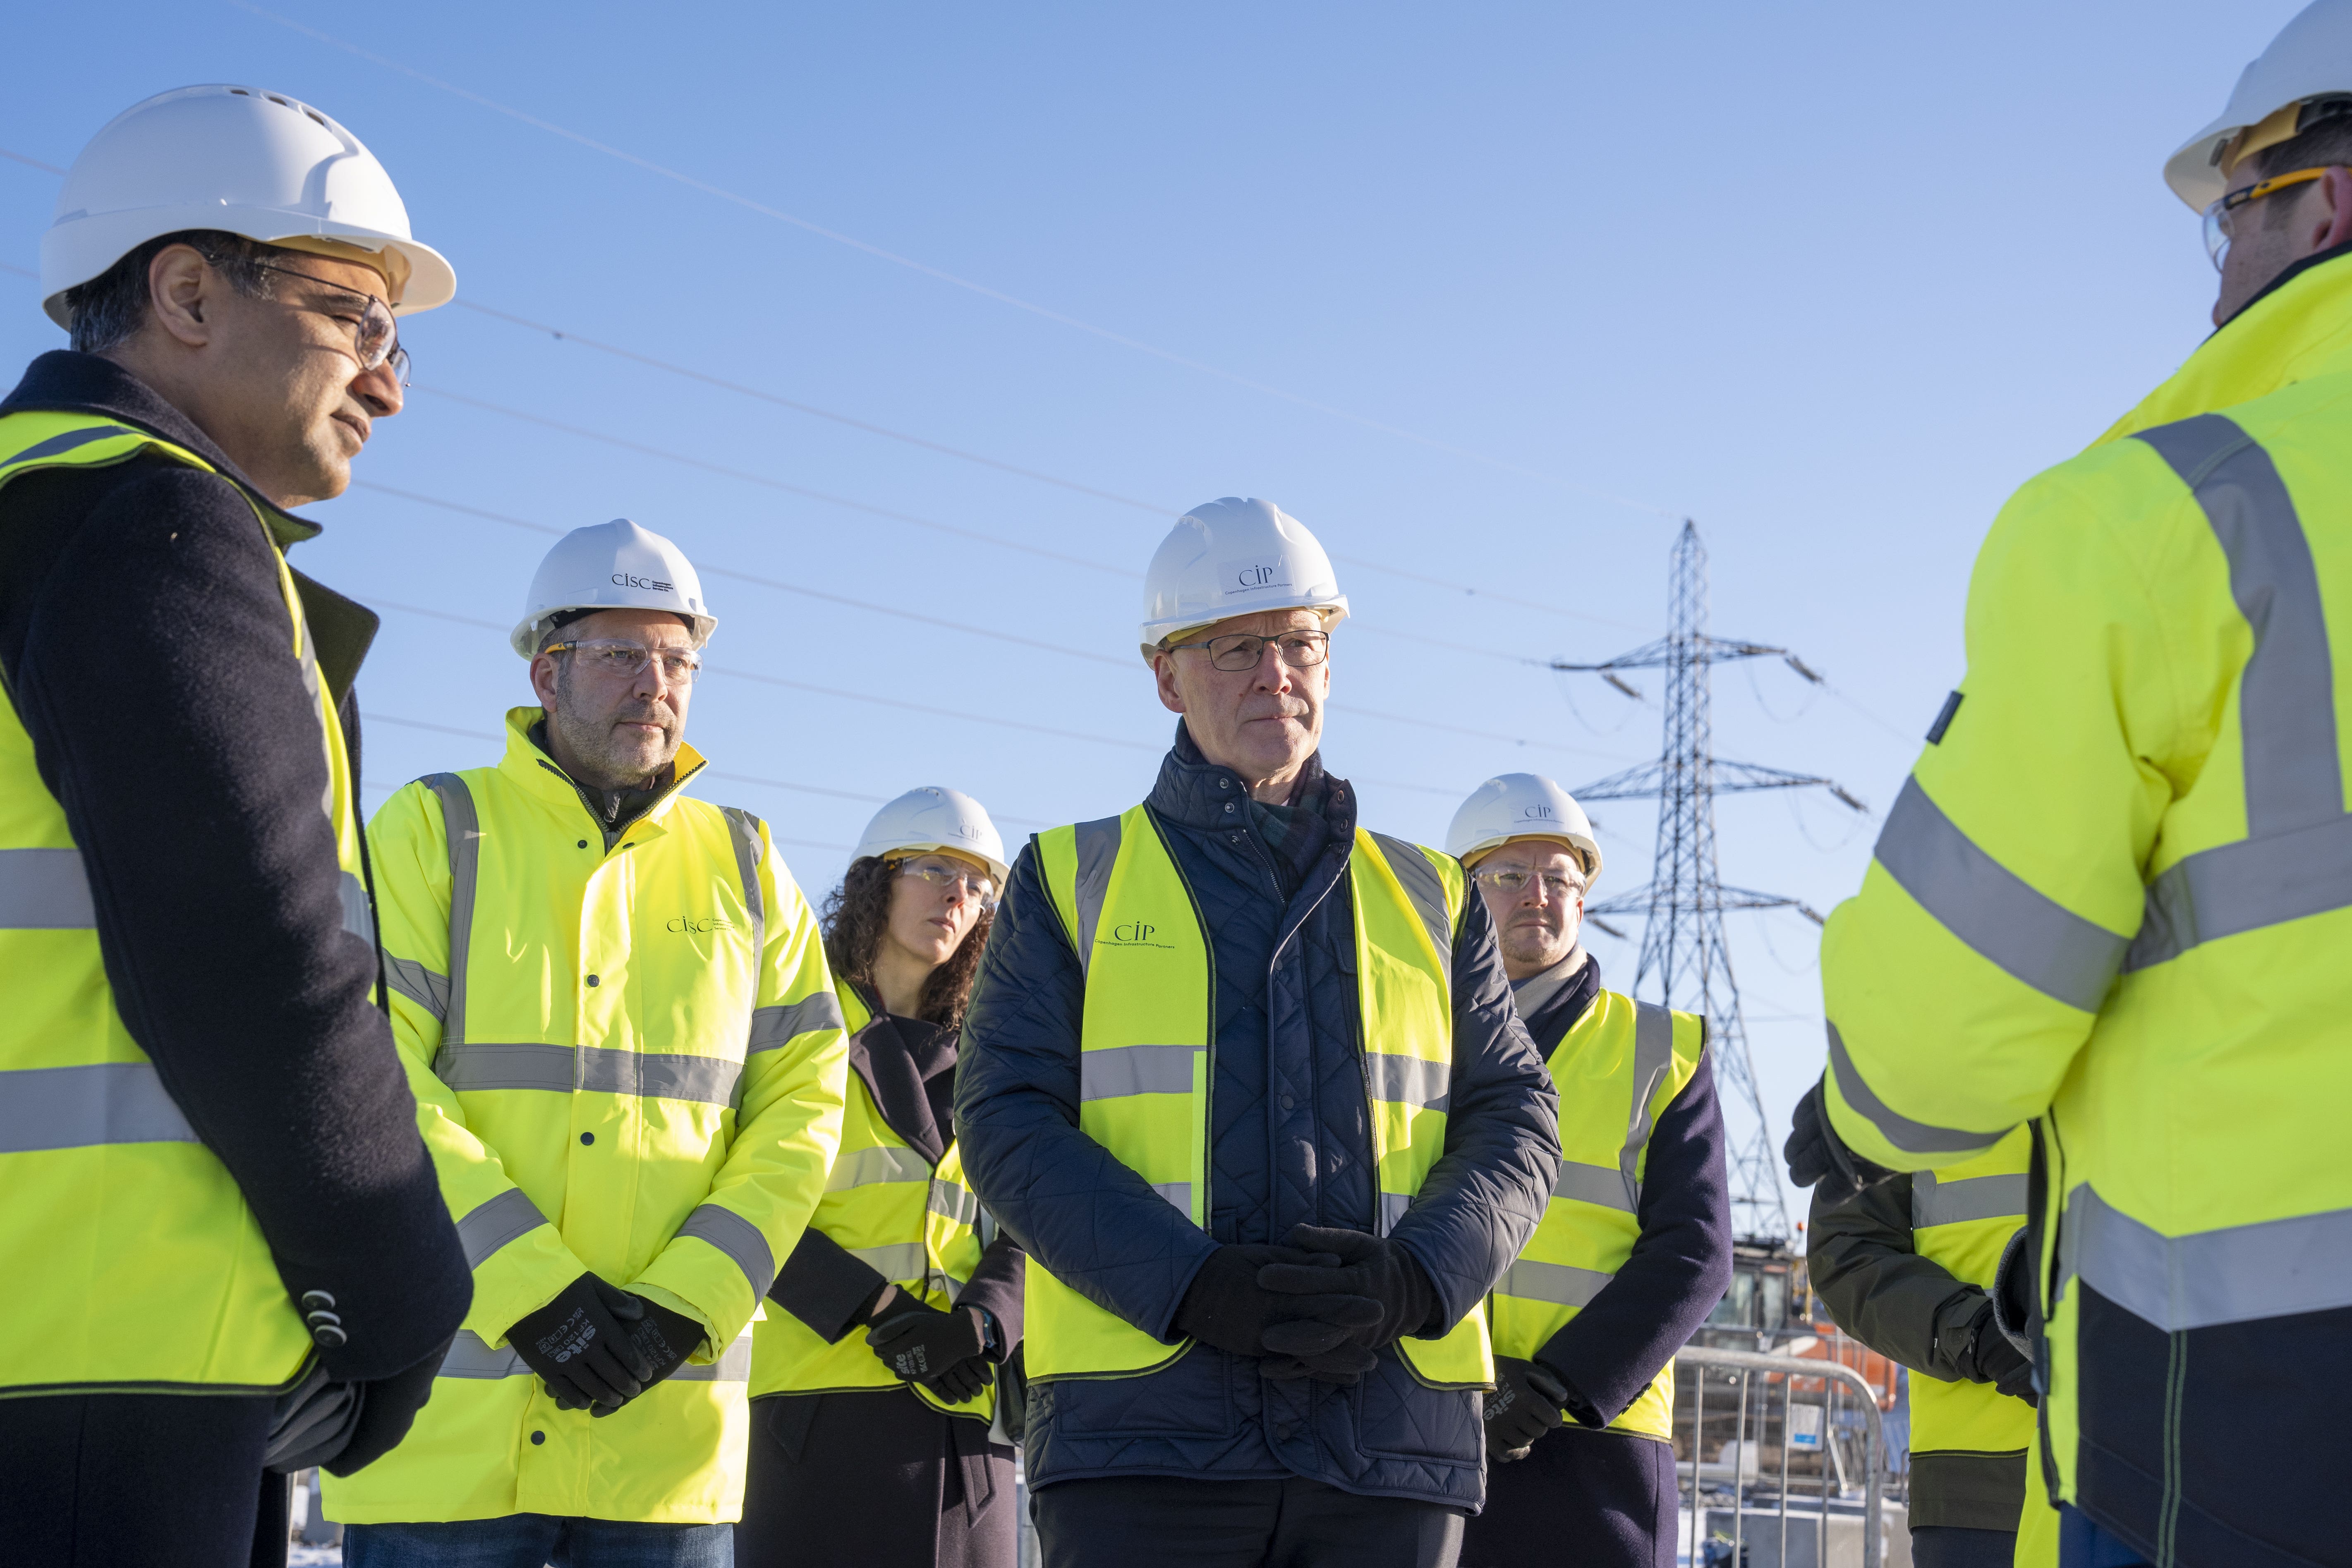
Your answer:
[338,870,374,945]
[748,993,846,1053]
[1498,1258,1612,1309]
[438,1330,527,1379]
[721,807,766,962]
[1153,1182,1194,1216]
[850,1242,930,1283]
[1874,777,2126,1012]
[827,1144,933,1192]
[438,1041,575,1092]
[0,1061,196,1153]
[383,955,450,1021]
[1080,1042,1199,1100]
[1365,1051,1449,1111]
[1826,1021,2009,1157]
[1913,1171,2028,1229]
[0,847,95,929]
[578,1045,741,1106]
[1553,1161,1635,1213]
[424,774,481,1056]
[1069,814,1122,977]
[2058,1182,2352,1331]
[928,1180,980,1228]
[1367,831,1453,985]
[671,1333,754,1382]
[1616,1002,1677,1210]
[1377,1190,1413,1233]
[679,1204,777,1293]
[2,424,134,468]
[2127,417,2350,969]
[453,1187,549,1269]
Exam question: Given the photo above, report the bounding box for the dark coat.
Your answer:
[954,725,1560,1510]
[0,351,469,1384]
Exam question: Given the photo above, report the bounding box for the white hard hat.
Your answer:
[1446,773,1603,890]
[512,519,716,658]
[853,787,1009,885]
[41,85,455,328]
[1138,497,1349,657]
[2165,1,2352,211]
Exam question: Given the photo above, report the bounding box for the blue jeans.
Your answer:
[343,1516,732,1568]
[2059,1505,2154,1568]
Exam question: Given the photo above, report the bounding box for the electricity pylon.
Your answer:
[1552,519,1866,1242]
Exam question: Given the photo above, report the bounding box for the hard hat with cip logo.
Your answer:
[1445,773,1602,891]
[853,787,1009,886]
[1138,497,1349,660]
[512,520,716,658]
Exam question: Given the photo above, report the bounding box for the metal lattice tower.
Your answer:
[1552,520,1866,1242]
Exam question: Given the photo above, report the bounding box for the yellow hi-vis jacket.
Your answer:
[1026,805,1492,1389]
[326,708,848,1525]
[1820,249,2352,1552]
[0,410,368,1395]
[1487,989,1704,1440]
[1906,1128,2033,1464]
[748,982,992,1421]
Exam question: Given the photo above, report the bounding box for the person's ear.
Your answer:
[1152,651,1186,715]
[2314,167,2352,254]
[530,652,562,712]
[144,244,219,350]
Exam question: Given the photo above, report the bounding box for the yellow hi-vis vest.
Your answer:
[748,984,993,1420]
[1027,804,1492,1389]
[0,410,369,1396]
[1487,987,1703,1440]
[1908,1126,2034,1463]
[326,708,847,1526]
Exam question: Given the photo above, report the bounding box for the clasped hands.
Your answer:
[508,1272,707,1419]
[860,1284,996,1404]
[1173,1224,1439,1387]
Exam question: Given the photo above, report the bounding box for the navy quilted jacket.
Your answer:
[955,727,1560,1509]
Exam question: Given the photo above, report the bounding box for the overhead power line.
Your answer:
[0,148,65,175]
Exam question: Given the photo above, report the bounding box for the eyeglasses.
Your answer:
[1162,629,1330,672]
[541,638,702,685]
[250,260,410,381]
[1472,867,1586,901]
[2203,167,2334,271]
[893,855,999,908]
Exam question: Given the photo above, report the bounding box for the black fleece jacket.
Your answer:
[0,351,471,1385]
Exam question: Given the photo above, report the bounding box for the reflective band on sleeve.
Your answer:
[1368,831,1453,984]
[338,870,374,945]
[1070,814,1122,977]
[721,807,766,960]
[1553,1161,1636,1213]
[827,1144,933,1192]
[2,424,133,467]
[747,993,846,1053]
[679,1203,778,1293]
[383,956,450,1022]
[1080,1042,1200,1100]
[1827,1022,2009,1156]
[0,847,95,929]
[437,1041,578,1093]
[2057,1183,2352,1331]
[1614,1003,1676,1209]
[1873,777,2127,1012]
[424,774,481,1051]
[928,1181,980,1227]
[454,1187,549,1269]
[577,1045,741,1105]
[850,1242,930,1283]
[1499,1258,1613,1309]
[437,1329,527,1379]
[0,1061,197,1153]
[1913,1171,2029,1229]
[671,1333,754,1382]
[1365,1052,1450,1111]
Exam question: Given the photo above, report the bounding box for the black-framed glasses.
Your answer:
[250,260,409,382]
[1163,628,1330,672]
[541,637,702,685]
[892,854,999,908]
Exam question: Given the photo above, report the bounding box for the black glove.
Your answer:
[1169,1242,1345,1359]
[622,1295,706,1393]
[1484,1357,1569,1461]
[866,1297,994,1404]
[1782,1076,1897,1206]
[1260,1225,1442,1351]
[325,1338,455,1476]
[1964,1304,2038,1407]
[508,1273,656,1416]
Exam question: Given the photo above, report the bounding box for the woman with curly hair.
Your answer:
[738,787,1024,1568]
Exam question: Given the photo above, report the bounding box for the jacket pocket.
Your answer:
[1352,1351,1482,1464]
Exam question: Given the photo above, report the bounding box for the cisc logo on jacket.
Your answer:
[1221,558,1292,600]
[666,915,735,933]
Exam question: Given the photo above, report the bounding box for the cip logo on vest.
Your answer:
[1099,919,1174,951]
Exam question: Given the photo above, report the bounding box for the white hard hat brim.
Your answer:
[41,207,455,328]
[2166,117,2245,213]
[1459,828,1602,883]
[1138,598,1350,660]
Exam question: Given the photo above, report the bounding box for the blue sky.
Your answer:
[0,2,2306,1232]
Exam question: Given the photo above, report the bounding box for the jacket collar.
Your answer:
[1,349,322,548]
[2095,246,2352,447]
[842,980,952,1166]
[1518,950,1604,1054]
[1146,718,1345,831]
[496,705,707,838]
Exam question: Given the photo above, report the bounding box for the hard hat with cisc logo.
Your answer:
[853,787,1009,886]
[512,520,716,658]
[41,84,455,327]
[1446,773,1603,890]
[1138,497,1349,660]
[2165,0,2352,211]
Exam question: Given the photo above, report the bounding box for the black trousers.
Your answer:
[1035,1474,1465,1568]
[1459,1425,1676,1568]
[0,1390,287,1568]
[1911,1525,2021,1568]
[736,1389,1016,1568]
